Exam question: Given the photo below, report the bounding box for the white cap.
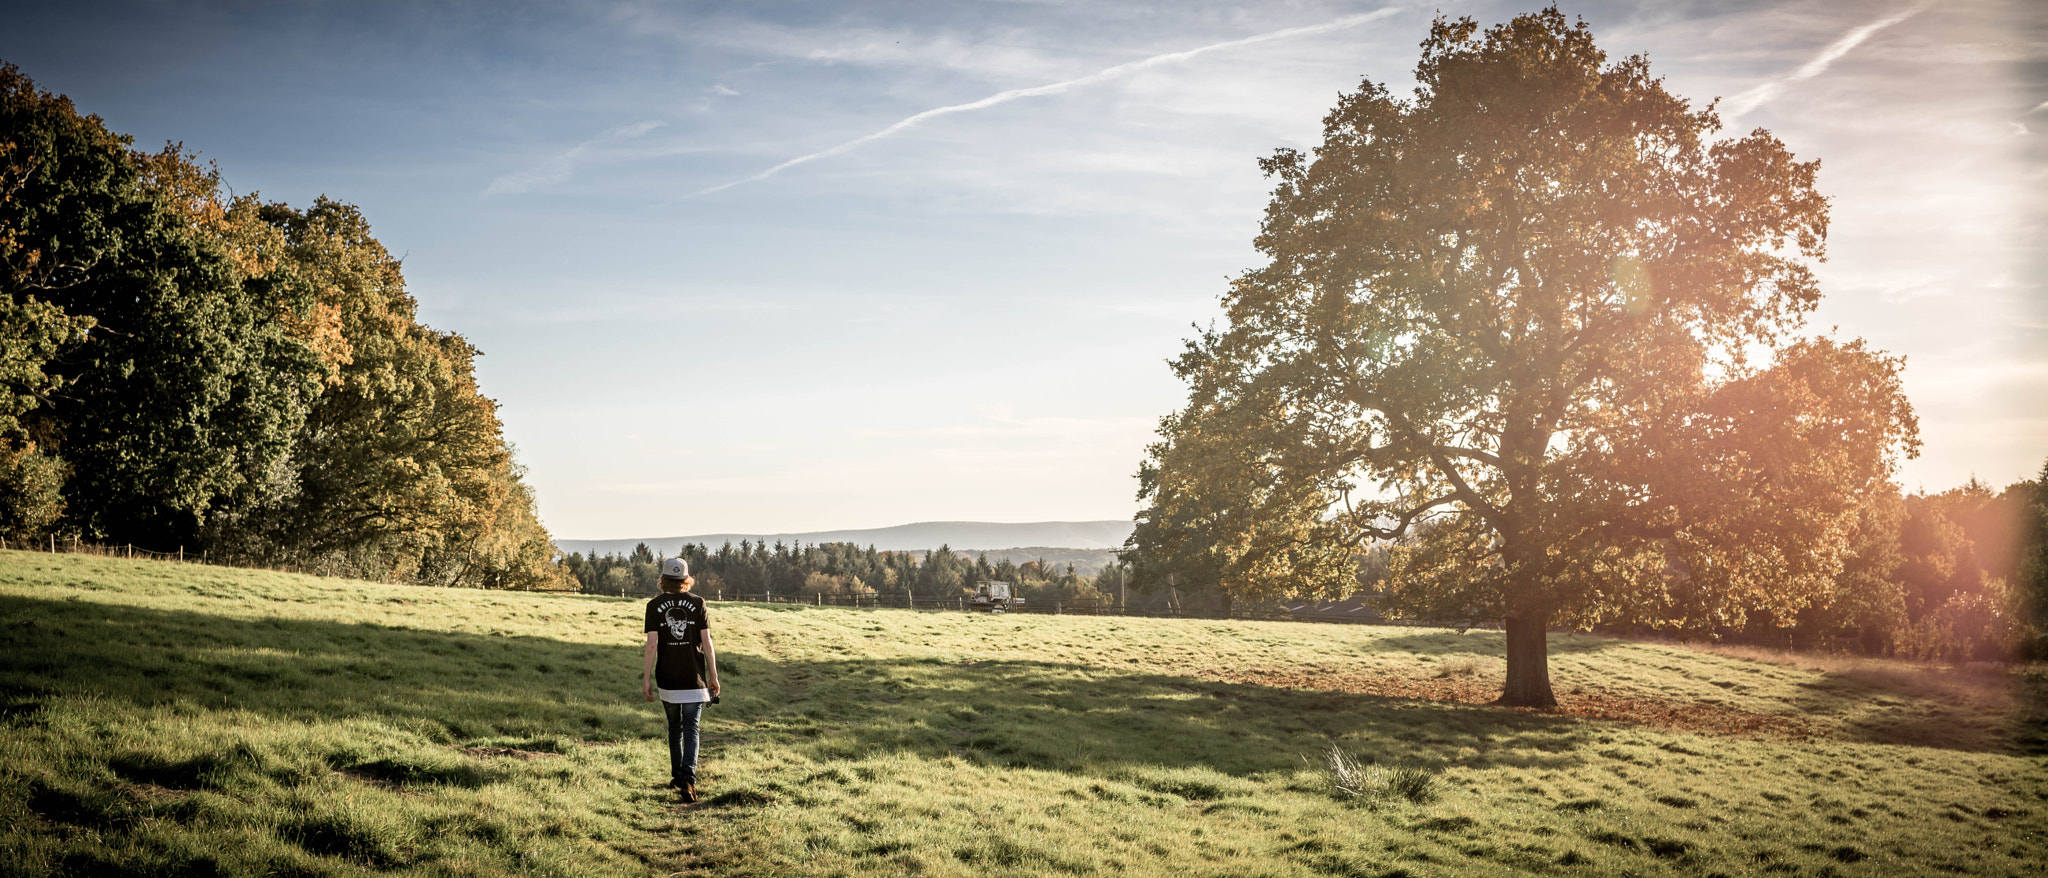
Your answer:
[661,557,690,579]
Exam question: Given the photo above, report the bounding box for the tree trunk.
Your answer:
[1499,611,1556,707]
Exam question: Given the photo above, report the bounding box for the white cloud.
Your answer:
[674,20,1076,84]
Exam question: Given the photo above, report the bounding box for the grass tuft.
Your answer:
[704,787,775,807]
[1315,744,1439,806]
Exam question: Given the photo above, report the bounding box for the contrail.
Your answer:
[1722,0,1940,120]
[691,7,1403,197]
[486,120,666,196]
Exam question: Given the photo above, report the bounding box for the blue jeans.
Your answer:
[662,700,704,784]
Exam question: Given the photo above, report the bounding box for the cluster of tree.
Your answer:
[1124,11,1933,707]
[1789,473,2047,663]
[560,543,669,597]
[562,539,1119,606]
[0,64,566,589]
[970,547,1122,578]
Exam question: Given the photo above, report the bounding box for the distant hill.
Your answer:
[555,520,1135,559]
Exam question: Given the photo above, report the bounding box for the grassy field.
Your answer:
[1,551,2043,877]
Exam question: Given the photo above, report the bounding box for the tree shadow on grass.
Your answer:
[0,594,1600,781]
[1776,664,2043,754]
[768,656,1599,779]
[0,593,662,743]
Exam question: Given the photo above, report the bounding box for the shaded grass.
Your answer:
[1682,640,2046,751]
[2,550,2044,876]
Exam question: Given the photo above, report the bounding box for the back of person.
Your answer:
[642,558,719,801]
[646,589,709,696]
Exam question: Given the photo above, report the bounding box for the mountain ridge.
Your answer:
[555,520,1135,558]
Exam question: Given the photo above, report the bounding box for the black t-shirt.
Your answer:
[644,592,711,691]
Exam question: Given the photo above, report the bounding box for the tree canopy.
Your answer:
[0,62,564,589]
[1127,10,1919,706]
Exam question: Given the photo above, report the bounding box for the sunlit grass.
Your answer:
[2,550,2043,876]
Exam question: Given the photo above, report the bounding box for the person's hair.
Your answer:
[659,574,694,594]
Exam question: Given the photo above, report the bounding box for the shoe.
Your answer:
[681,782,699,803]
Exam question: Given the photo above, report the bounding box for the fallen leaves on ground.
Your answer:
[1190,666,1818,739]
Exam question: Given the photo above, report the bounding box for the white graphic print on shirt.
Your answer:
[661,605,698,643]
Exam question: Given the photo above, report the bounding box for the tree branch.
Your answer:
[1441,445,1502,466]
[1350,493,1465,543]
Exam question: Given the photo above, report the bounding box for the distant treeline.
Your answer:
[1597,475,2046,661]
[1853,475,2047,661]
[0,64,564,589]
[954,547,1119,577]
[564,540,1139,607]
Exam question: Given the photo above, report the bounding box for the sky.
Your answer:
[2,0,2042,539]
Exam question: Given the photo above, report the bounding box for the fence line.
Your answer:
[1,534,404,585]
[699,589,1467,628]
[1,535,578,590]
[1,535,198,564]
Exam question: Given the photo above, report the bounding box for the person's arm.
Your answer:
[701,631,720,698]
[642,631,659,702]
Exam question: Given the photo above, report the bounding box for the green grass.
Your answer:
[2,550,2043,877]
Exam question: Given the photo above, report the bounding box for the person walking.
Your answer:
[643,558,720,801]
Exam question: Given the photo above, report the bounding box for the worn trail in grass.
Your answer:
[1,551,2043,877]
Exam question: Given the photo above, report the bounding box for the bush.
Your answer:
[1898,580,2028,662]
[801,572,874,597]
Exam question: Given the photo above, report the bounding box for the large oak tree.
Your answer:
[1129,10,1918,706]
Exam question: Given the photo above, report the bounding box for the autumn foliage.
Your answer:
[0,63,566,589]
[1128,10,1925,706]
